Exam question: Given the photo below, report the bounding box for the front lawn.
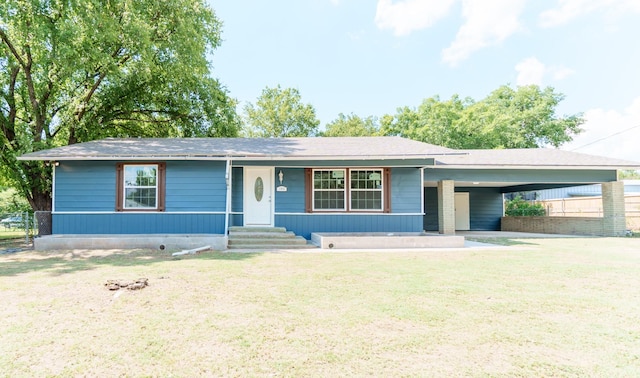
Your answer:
[1,238,639,376]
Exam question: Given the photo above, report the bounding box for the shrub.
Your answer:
[505,196,546,216]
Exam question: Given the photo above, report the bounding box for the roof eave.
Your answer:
[18,154,440,162]
[427,164,640,170]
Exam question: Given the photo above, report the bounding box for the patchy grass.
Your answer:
[1,238,640,376]
[464,236,539,246]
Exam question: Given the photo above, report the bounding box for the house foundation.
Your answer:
[34,234,228,251]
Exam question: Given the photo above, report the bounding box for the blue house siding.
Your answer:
[53,162,423,236]
[271,167,422,214]
[56,161,227,212]
[459,187,503,230]
[54,161,227,234]
[275,214,424,239]
[274,168,306,213]
[423,187,503,231]
[390,168,422,213]
[53,213,225,234]
[165,161,226,211]
[55,162,116,211]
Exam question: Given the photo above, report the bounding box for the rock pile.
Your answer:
[105,278,148,291]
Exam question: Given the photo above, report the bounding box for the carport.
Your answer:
[422,148,638,237]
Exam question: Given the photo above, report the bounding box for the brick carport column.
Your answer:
[437,180,455,235]
[602,181,626,236]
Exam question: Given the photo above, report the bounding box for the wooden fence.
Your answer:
[538,195,640,231]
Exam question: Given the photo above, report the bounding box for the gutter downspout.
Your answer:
[224,158,232,237]
[420,167,425,218]
[52,163,56,213]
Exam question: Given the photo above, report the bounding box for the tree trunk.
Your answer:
[29,188,52,212]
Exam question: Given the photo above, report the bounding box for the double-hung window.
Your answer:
[313,169,347,210]
[116,163,166,211]
[308,168,389,212]
[350,169,383,210]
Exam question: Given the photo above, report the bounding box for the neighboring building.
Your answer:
[530,180,640,200]
[18,137,640,246]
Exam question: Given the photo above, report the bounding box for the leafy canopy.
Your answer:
[320,113,379,137]
[380,85,584,149]
[243,85,320,137]
[1,0,240,210]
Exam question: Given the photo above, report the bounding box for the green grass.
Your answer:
[1,238,640,376]
[0,230,26,240]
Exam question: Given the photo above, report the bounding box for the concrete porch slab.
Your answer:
[34,234,227,251]
[311,232,465,249]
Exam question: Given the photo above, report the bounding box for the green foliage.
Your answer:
[380,85,584,149]
[0,187,31,214]
[1,0,240,211]
[243,85,320,137]
[320,113,380,137]
[505,196,547,217]
[619,170,640,179]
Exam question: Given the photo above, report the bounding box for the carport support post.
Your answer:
[437,180,455,235]
[602,181,626,236]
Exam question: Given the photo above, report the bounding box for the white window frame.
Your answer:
[349,169,384,212]
[123,164,159,210]
[312,169,347,211]
[311,168,385,212]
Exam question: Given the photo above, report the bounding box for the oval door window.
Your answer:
[254,177,264,202]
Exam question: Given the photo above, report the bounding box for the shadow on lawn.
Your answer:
[0,249,260,277]
[465,237,539,246]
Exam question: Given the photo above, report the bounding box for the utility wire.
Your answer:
[570,124,640,151]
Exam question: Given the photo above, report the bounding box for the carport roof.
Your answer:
[435,148,640,169]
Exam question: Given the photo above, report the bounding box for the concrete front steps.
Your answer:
[227,226,316,250]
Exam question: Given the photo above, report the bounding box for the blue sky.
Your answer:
[209,0,640,161]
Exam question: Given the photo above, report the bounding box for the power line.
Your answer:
[570,124,640,151]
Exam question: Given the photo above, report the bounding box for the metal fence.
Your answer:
[0,211,37,244]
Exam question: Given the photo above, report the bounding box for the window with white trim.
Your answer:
[116,163,166,211]
[350,169,383,210]
[313,169,346,210]
[309,168,388,212]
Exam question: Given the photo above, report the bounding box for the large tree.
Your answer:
[381,85,584,149]
[1,0,240,211]
[243,85,319,137]
[320,113,379,137]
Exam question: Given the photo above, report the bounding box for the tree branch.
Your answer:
[0,27,27,67]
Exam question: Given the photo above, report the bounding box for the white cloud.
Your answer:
[442,0,526,66]
[539,0,640,28]
[551,66,575,80]
[374,0,457,36]
[329,0,341,5]
[516,57,546,86]
[515,57,575,86]
[562,97,640,162]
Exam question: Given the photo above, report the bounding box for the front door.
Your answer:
[455,192,470,231]
[244,167,273,226]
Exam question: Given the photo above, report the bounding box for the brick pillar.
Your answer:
[602,181,626,236]
[437,180,455,235]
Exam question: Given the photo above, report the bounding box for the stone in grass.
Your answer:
[105,278,149,291]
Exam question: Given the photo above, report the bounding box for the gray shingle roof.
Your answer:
[17,136,640,169]
[18,137,455,160]
[436,148,640,168]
